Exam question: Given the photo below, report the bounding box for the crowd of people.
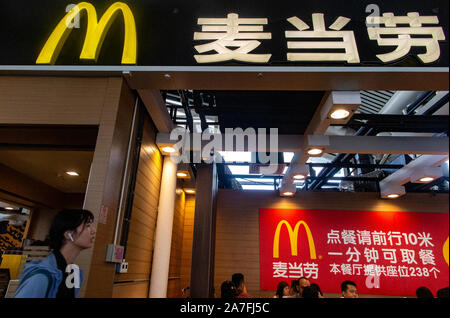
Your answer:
[221,274,449,299]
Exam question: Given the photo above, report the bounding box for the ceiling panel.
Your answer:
[0,150,93,193]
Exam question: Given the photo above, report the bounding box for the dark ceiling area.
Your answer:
[163,90,325,135]
[211,91,325,134]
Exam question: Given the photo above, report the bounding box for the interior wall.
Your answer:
[214,190,449,298]
[167,191,186,298]
[27,208,58,242]
[27,194,85,242]
[112,113,163,298]
[0,75,136,298]
[179,195,196,297]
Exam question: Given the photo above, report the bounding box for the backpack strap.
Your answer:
[21,269,54,298]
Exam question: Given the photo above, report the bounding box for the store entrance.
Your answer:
[0,124,98,296]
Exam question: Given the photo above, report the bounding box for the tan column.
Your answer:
[149,156,178,298]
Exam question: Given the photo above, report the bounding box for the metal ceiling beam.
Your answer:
[380,155,448,185]
[326,135,449,155]
[229,175,382,182]
[346,114,449,133]
[179,90,194,132]
[218,162,404,169]
[379,155,448,197]
[156,132,449,155]
[193,91,209,132]
[282,91,362,189]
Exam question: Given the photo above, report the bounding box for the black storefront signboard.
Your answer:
[0,0,448,68]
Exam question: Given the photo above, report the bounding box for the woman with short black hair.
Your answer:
[15,209,95,298]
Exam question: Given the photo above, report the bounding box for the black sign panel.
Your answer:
[0,0,448,67]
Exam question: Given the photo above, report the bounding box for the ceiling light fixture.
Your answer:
[307,148,323,156]
[184,189,196,194]
[419,177,435,183]
[330,108,351,120]
[279,183,296,197]
[177,171,189,179]
[161,146,176,153]
[4,207,14,210]
[65,171,80,176]
[380,184,406,199]
[293,174,306,180]
[411,166,443,184]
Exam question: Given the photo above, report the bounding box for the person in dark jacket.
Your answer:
[437,286,449,298]
[221,281,238,298]
[416,286,434,298]
[232,273,252,298]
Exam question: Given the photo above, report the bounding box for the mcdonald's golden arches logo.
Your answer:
[273,220,317,259]
[36,2,137,65]
[443,236,449,266]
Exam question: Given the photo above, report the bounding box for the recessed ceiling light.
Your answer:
[4,207,14,210]
[184,189,196,194]
[65,171,80,176]
[161,146,176,153]
[177,172,188,178]
[307,148,323,156]
[293,174,306,180]
[387,193,400,199]
[419,177,435,183]
[330,109,351,120]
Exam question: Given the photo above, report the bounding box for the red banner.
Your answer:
[259,208,449,296]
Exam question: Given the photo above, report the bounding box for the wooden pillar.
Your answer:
[189,163,218,298]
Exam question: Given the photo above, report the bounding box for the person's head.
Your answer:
[276,281,290,298]
[310,283,324,298]
[341,281,358,298]
[437,287,449,298]
[301,286,319,298]
[232,273,245,290]
[49,209,95,252]
[298,277,311,297]
[221,281,238,298]
[290,280,300,295]
[416,287,434,298]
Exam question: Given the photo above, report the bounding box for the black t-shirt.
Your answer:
[54,251,75,298]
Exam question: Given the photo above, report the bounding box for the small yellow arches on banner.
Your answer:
[443,237,449,266]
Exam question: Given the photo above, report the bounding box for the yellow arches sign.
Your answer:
[443,237,449,266]
[36,2,137,65]
[273,220,317,259]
